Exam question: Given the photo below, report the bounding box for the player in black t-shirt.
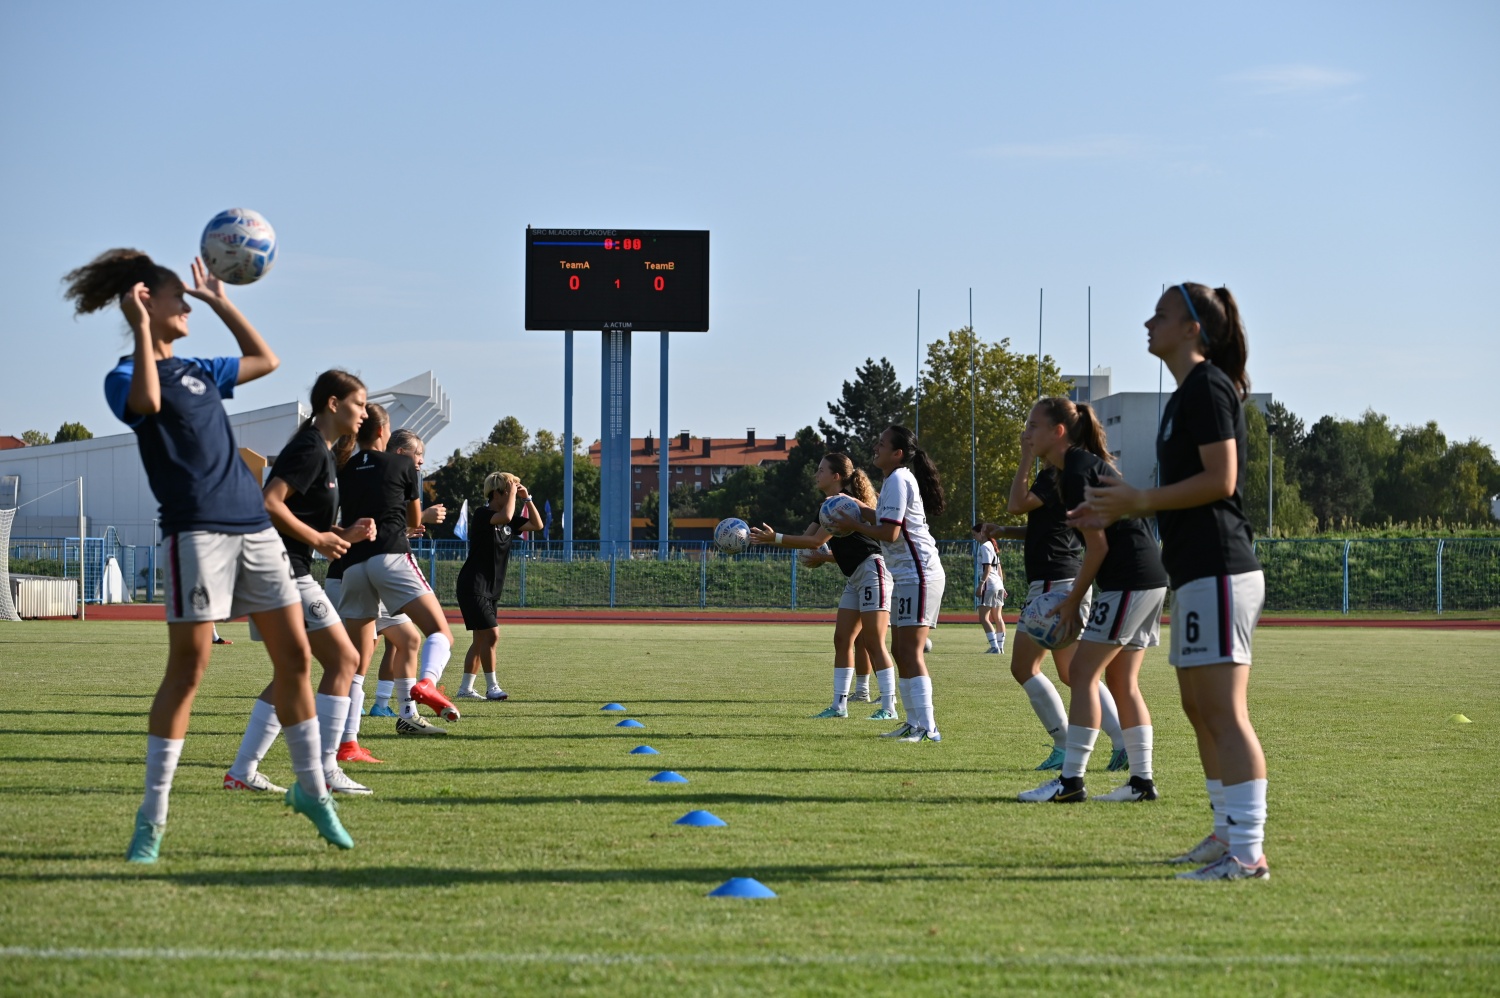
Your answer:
[750,454,900,721]
[224,371,382,796]
[1013,398,1170,806]
[454,471,544,701]
[980,420,1124,772]
[1071,284,1269,881]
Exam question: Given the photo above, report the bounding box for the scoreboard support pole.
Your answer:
[658,332,669,559]
[563,330,574,560]
[599,330,633,555]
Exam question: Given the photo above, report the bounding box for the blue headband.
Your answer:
[1176,284,1210,351]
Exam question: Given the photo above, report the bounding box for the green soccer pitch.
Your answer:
[1,621,1497,996]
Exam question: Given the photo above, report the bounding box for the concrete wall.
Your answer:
[1090,390,1272,490]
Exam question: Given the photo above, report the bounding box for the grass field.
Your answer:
[1,621,1497,996]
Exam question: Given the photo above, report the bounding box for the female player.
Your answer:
[1011,397,1169,805]
[834,426,945,742]
[749,454,898,721]
[336,414,455,738]
[971,524,1007,654]
[223,370,380,796]
[1070,283,1269,881]
[454,472,543,701]
[981,419,1126,772]
[71,249,352,860]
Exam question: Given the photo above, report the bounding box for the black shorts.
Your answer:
[455,567,504,631]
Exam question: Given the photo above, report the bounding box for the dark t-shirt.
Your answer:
[1060,449,1169,593]
[828,530,881,578]
[103,355,270,537]
[267,426,338,577]
[1155,361,1260,588]
[337,449,419,567]
[1024,466,1082,583]
[458,502,532,593]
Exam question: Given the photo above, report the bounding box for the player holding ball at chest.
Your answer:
[455,472,543,702]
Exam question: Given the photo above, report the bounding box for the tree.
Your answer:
[1297,416,1373,530]
[55,422,92,443]
[20,429,51,446]
[1243,402,1314,535]
[694,427,828,531]
[1434,439,1500,525]
[487,416,528,450]
[915,327,1072,536]
[818,358,913,470]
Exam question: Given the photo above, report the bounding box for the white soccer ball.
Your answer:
[1019,589,1082,650]
[200,208,277,285]
[819,494,861,537]
[714,517,751,554]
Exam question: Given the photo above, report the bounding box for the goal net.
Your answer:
[0,507,19,621]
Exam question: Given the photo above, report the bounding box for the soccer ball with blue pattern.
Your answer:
[818,494,861,537]
[714,518,751,555]
[200,208,277,285]
[1019,589,1081,650]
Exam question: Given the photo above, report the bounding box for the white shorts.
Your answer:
[1082,587,1167,649]
[324,577,410,633]
[1022,578,1094,624]
[1168,572,1266,668]
[979,577,1007,608]
[164,528,297,624]
[837,554,892,613]
[337,552,432,621]
[249,575,343,641]
[893,570,945,629]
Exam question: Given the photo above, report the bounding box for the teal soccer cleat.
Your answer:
[285,783,355,850]
[126,810,165,864]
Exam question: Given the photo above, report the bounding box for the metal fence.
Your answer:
[9,535,1499,614]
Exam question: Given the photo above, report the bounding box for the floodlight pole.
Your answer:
[659,332,669,560]
[969,288,976,531]
[77,476,85,621]
[563,330,574,561]
[914,289,922,434]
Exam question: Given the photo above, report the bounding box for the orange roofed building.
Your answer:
[588,429,793,535]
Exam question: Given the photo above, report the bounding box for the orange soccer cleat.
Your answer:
[411,678,461,722]
[336,741,384,764]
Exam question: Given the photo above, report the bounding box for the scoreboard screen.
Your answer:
[524,227,709,332]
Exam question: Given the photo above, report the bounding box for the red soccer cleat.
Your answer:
[336,741,384,764]
[412,678,460,722]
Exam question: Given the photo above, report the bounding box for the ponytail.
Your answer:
[1179,282,1250,399]
[885,425,946,516]
[824,452,878,507]
[62,249,182,316]
[1034,397,1114,469]
[342,401,389,467]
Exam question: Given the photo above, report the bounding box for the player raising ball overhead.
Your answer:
[750,453,900,722]
[834,426,946,743]
[69,250,353,861]
[454,472,544,702]
[1070,283,1269,881]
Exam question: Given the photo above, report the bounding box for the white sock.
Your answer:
[283,717,328,798]
[140,735,184,825]
[1206,778,1228,841]
[314,694,351,777]
[374,679,394,709]
[833,667,853,710]
[898,676,913,719]
[1124,725,1153,781]
[1097,684,1125,750]
[854,674,870,696]
[396,677,418,719]
[229,698,281,780]
[997,630,1006,654]
[344,674,366,743]
[876,668,897,711]
[458,672,476,694]
[1022,674,1069,748]
[909,675,936,732]
[987,629,1000,649]
[418,633,452,684]
[1223,778,1268,864]
[484,670,501,691]
[1062,726,1099,778]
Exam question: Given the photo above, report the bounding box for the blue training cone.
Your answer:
[708,877,776,898]
[675,810,726,827]
[616,719,644,728]
[630,745,660,755]
[649,770,689,783]
[601,703,626,712]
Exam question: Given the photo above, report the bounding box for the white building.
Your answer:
[0,372,449,548]
[1080,388,1272,490]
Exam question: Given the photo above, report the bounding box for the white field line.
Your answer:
[2,947,1497,969]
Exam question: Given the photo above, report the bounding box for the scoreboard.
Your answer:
[524,227,709,332]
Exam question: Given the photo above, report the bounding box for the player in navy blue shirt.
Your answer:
[1071,283,1269,882]
[67,248,352,862]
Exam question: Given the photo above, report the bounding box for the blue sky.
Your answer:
[2,1,1495,457]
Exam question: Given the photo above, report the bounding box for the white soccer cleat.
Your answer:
[486,687,509,701]
[325,767,373,795]
[1166,833,1229,865]
[1092,777,1159,802]
[879,722,916,739]
[454,688,488,700]
[898,727,941,743]
[223,770,286,793]
[1175,854,1269,882]
[1018,778,1064,803]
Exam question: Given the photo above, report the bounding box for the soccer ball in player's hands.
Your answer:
[714,518,751,554]
[1019,590,1083,650]
[819,495,861,537]
[200,208,277,285]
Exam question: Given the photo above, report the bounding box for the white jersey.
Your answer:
[876,466,944,585]
[976,540,1001,582]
